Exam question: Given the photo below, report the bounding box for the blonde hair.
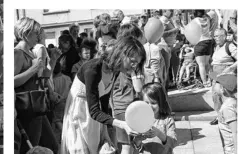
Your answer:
[14,17,41,42]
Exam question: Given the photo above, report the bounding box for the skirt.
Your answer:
[61,76,102,154]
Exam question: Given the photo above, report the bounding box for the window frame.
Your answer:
[43,9,70,15]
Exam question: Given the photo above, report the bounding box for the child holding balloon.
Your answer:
[132,83,177,154]
[143,18,167,89]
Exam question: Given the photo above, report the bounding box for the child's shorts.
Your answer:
[114,113,131,144]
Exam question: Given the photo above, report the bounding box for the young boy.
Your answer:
[209,72,237,154]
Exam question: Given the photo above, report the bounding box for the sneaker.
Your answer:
[210,118,218,125]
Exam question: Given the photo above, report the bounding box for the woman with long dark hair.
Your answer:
[61,36,146,154]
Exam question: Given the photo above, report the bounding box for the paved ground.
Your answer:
[174,121,224,154]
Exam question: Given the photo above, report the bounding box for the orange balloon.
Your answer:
[184,19,202,45]
[144,18,164,44]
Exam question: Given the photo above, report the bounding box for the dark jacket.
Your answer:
[77,58,118,125]
[58,47,80,79]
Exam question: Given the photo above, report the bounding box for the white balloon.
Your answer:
[125,101,155,133]
[184,18,202,45]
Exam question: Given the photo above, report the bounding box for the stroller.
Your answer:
[176,59,203,90]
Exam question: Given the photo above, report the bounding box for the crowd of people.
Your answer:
[14,9,237,154]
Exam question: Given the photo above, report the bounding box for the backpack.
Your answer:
[212,41,237,62]
[225,41,237,62]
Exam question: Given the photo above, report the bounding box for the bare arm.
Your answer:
[14,50,42,88]
[131,71,144,93]
[112,119,139,137]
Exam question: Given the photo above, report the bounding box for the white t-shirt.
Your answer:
[212,43,237,66]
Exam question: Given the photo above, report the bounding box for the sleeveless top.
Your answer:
[14,48,38,93]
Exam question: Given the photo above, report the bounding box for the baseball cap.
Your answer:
[209,72,237,92]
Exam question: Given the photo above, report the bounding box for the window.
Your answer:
[43,9,70,15]
[45,32,56,47]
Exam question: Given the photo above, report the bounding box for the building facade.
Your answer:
[15,9,143,46]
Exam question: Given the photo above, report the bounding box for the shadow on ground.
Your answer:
[175,128,205,146]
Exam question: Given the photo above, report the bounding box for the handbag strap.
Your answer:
[37,78,45,90]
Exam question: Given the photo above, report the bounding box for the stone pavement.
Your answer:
[174,121,224,154]
[174,111,217,121]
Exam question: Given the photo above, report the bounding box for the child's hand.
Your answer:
[143,126,158,138]
[49,48,61,60]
